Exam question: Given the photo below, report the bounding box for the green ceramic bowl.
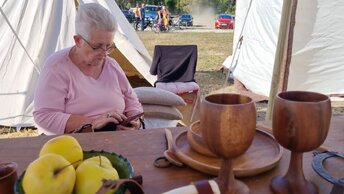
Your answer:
[15,150,134,194]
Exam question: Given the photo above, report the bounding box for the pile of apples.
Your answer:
[22,135,119,194]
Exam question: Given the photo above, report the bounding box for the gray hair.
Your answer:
[75,3,116,40]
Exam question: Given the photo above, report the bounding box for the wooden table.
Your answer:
[1,116,343,194]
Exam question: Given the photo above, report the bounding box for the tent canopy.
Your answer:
[228,0,344,98]
[0,0,156,127]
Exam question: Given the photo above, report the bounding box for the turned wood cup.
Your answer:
[0,162,18,194]
[271,91,331,194]
[200,93,256,194]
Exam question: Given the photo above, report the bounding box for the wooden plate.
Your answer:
[173,127,283,177]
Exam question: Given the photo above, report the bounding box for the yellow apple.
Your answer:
[75,156,119,194]
[39,135,83,168]
[83,155,113,166]
[22,153,76,194]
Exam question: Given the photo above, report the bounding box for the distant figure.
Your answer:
[157,7,163,26]
[140,3,145,31]
[134,3,140,30]
[162,6,169,28]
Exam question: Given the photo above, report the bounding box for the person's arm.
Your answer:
[114,63,144,129]
[120,77,143,115]
[139,8,142,20]
[65,115,93,133]
[33,58,72,135]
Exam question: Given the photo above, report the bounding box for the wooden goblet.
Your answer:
[200,93,256,194]
[271,91,331,194]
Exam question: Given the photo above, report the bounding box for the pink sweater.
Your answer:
[33,47,143,135]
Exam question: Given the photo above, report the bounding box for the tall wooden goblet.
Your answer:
[200,93,256,194]
[271,91,331,194]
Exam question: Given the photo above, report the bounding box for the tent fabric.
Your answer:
[0,0,75,127]
[0,0,156,127]
[230,0,344,97]
[288,0,344,95]
[230,0,282,97]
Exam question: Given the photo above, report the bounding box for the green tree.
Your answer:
[115,0,134,9]
[164,0,176,13]
[177,0,191,13]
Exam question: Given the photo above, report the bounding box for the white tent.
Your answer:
[0,0,156,128]
[227,0,344,98]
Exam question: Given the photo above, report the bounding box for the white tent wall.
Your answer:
[0,0,75,127]
[232,0,344,97]
[0,0,155,128]
[288,0,344,94]
[231,0,282,97]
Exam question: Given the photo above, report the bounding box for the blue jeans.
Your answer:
[135,17,140,30]
[141,18,145,31]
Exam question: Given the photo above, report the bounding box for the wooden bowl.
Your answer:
[187,121,217,157]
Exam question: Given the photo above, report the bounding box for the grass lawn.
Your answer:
[138,31,233,71]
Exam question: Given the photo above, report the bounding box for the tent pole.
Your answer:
[265,0,297,120]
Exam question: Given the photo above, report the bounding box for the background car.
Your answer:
[215,14,234,29]
[178,13,193,26]
[144,5,159,21]
[121,9,133,23]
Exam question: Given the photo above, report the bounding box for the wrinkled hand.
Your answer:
[92,111,127,131]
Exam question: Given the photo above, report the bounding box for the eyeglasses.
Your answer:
[79,35,116,54]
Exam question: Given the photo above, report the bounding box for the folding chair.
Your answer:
[150,45,200,126]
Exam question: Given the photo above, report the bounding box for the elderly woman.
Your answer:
[33,3,143,135]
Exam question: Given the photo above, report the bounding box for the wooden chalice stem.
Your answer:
[218,158,235,194]
[287,152,317,194]
[285,152,306,184]
[271,152,318,194]
[218,159,249,194]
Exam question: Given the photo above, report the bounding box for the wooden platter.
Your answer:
[173,127,283,177]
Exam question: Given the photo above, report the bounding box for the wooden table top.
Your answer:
[0,116,343,194]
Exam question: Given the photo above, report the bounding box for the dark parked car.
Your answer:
[178,13,193,26]
[215,14,234,29]
[121,9,133,23]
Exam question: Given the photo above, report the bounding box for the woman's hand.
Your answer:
[91,110,143,131]
[92,111,126,131]
[117,118,141,130]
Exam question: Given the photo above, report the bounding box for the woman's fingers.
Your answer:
[97,110,141,130]
[105,111,126,123]
[118,119,141,130]
[92,117,118,130]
